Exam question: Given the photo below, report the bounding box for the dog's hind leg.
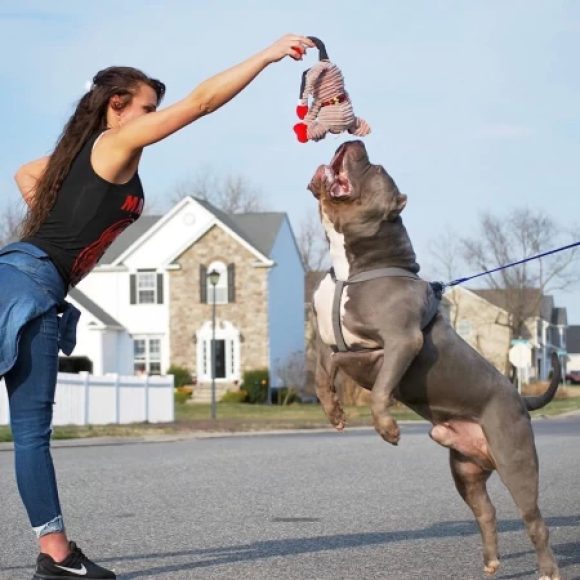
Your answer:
[449,450,500,576]
[483,412,560,579]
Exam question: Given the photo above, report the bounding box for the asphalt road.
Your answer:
[0,418,579,579]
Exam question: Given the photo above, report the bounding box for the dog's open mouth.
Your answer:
[309,144,353,200]
[329,145,353,199]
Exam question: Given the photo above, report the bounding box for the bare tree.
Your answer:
[459,208,578,339]
[427,228,466,329]
[298,213,330,272]
[170,167,266,213]
[0,201,25,247]
[273,351,306,404]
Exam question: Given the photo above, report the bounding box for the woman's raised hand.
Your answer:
[262,34,315,63]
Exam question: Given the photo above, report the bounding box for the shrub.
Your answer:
[242,369,269,404]
[167,364,193,388]
[220,389,248,403]
[174,390,191,405]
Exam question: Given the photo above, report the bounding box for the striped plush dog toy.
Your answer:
[293,37,371,143]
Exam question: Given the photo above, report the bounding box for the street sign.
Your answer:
[509,342,532,368]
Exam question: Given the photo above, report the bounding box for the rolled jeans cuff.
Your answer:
[33,515,65,538]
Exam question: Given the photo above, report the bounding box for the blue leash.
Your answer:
[437,240,580,292]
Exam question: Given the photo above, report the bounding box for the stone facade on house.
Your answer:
[169,224,270,395]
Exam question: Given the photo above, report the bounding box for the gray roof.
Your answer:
[551,307,567,326]
[230,213,285,257]
[68,288,125,329]
[100,215,161,264]
[97,199,285,266]
[567,325,580,354]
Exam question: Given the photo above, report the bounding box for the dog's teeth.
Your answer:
[324,167,335,182]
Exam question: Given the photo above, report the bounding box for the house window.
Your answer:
[138,271,156,304]
[130,271,164,305]
[200,261,235,304]
[134,337,162,375]
[206,261,228,304]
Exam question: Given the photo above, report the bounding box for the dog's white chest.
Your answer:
[321,211,350,280]
[313,275,380,351]
[314,210,379,350]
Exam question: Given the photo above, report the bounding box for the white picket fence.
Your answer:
[0,372,174,426]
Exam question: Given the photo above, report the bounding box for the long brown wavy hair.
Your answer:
[21,66,165,237]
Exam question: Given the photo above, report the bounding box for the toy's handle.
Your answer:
[307,37,329,60]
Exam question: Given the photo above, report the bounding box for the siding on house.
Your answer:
[267,216,305,386]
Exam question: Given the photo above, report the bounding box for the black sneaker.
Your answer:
[33,541,116,579]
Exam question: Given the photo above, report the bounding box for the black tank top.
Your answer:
[24,131,144,287]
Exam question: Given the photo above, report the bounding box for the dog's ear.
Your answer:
[386,193,407,219]
[307,166,327,199]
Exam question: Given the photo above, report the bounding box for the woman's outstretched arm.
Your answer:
[113,34,314,151]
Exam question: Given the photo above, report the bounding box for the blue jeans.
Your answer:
[4,308,65,537]
[0,243,70,537]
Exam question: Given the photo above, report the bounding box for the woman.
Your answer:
[2,33,313,580]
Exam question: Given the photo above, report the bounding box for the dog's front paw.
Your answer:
[373,413,400,445]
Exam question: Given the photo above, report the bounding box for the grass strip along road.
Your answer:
[0,385,579,443]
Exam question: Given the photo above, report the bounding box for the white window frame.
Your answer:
[133,336,162,375]
[137,270,157,305]
[206,261,228,305]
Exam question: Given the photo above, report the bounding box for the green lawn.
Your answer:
[0,391,578,443]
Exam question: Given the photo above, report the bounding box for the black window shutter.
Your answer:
[227,263,236,303]
[200,265,207,303]
[130,274,137,304]
[156,273,164,304]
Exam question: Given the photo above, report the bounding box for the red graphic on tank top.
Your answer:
[121,195,143,214]
[70,218,134,286]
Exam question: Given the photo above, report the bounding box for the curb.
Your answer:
[0,414,578,452]
[0,425,379,452]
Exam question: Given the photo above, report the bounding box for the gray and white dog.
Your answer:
[308,140,561,579]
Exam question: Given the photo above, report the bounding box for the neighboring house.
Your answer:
[468,289,567,380]
[442,286,512,374]
[70,196,304,400]
[567,325,580,372]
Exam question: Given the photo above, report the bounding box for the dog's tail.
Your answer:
[523,352,561,412]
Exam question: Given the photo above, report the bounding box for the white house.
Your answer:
[67,196,305,397]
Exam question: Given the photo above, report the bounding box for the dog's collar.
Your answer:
[329,266,419,285]
[320,93,349,107]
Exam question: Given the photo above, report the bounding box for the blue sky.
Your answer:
[1,1,579,322]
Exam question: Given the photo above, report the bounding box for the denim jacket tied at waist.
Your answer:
[0,242,80,376]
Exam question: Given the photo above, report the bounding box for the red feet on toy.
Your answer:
[296,104,308,119]
[293,122,308,143]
